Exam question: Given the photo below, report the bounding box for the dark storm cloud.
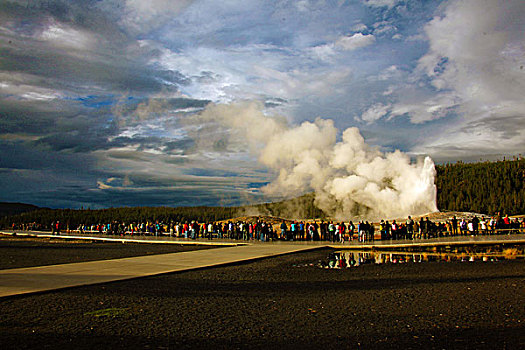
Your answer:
[164,139,195,154]
[0,136,262,209]
[0,97,119,152]
[0,45,181,95]
[35,185,260,209]
[0,159,266,208]
[0,134,242,209]
[0,102,62,135]
[0,136,107,209]
[0,1,190,96]
[0,86,208,156]
[0,97,201,159]
[34,130,113,153]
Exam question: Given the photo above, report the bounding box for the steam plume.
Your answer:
[196,101,438,220]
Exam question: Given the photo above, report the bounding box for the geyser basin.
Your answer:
[297,245,525,269]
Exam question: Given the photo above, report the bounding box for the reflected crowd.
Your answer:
[321,247,524,269]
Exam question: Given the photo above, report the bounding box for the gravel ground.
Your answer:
[0,245,523,350]
[0,235,218,269]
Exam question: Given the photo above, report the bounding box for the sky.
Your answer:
[0,0,524,209]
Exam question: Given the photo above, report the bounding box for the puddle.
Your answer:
[300,245,525,269]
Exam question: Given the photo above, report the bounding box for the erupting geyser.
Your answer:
[196,101,438,220]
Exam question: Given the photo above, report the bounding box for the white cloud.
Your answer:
[362,0,401,9]
[0,81,63,101]
[251,66,353,100]
[309,44,337,62]
[403,0,525,154]
[335,33,376,51]
[3,16,100,54]
[119,0,195,33]
[295,0,312,12]
[418,0,525,103]
[382,86,395,96]
[406,33,426,42]
[369,65,402,82]
[38,20,96,50]
[373,22,397,36]
[309,31,376,61]
[351,23,368,32]
[390,94,459,124]
[361,103,391,123]
[152,43,352,103]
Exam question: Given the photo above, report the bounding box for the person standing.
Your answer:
[348,221,355,241]
[280,221,287,240]
[391,220,398,240]
[472,216,479,235]
[419,217,426,239]
[328,221,335,242]
[358,221,365,242]
[460,219,467,235]
[320,221,327,241]
[379,220,386,240]
[339,222,346,243]
[480,218,487,235]
[451,216,458,235]
[467,219,474,235]
[307,223,315,241]
[368,222,375,241]
[406,216,414,240]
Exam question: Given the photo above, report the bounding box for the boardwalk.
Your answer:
[0,230,524,298]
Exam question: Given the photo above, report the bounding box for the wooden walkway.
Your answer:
[0,235,319,298]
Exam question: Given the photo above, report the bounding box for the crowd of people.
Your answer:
[378,215,525,241]
[9,214,525,242]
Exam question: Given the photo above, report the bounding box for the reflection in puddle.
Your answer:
[311,245,525,269]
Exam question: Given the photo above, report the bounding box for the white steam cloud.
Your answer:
[196,101,438,220]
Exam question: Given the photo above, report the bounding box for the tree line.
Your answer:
[435,158,524,215]
[1,158,523,229]
[0,193,325,229]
